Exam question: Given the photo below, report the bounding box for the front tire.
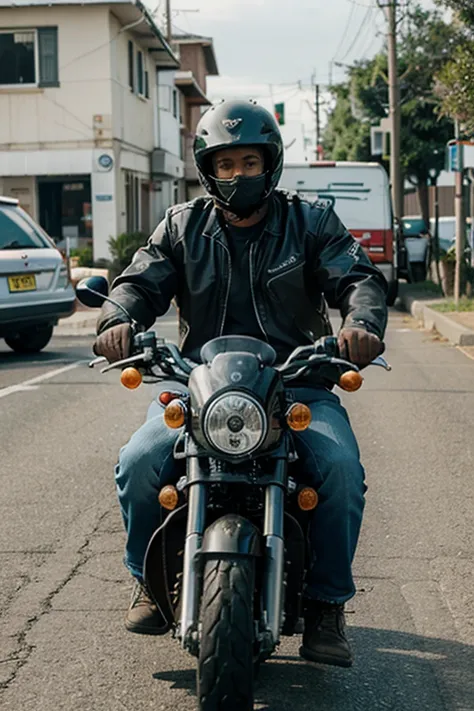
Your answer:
[5,325,54,353]
[197,557,255,711]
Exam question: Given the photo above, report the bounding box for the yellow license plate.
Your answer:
[8,274,37,292]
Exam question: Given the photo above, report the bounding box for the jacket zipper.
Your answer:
[249,242,268,341]
[218,241,232,335]
[266,261,304,289]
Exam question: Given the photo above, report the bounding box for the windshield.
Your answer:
[403,218,428,236]
[0,204,50,249]
[200,336,277,366]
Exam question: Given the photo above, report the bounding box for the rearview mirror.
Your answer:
[76,276,109,308]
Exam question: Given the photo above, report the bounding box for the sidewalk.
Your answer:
[55,302,99,336]
[397,283,474,346]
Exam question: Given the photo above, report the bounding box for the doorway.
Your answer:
[38,176,92,248]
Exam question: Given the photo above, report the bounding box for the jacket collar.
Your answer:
[202,194,283,242]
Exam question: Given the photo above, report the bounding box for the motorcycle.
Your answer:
[77,276,390,711]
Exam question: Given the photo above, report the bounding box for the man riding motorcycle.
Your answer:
[93,99,388,668]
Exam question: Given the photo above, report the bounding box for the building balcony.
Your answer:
[151,149,184,179]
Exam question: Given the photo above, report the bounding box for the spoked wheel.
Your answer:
[197,557,255,711]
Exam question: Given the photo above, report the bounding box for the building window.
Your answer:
[128,40,134,92]
[172,89,178,119]
[38,28,59,86]
[0,28,58,87]
[125,171,141,233]
[145,70,149,99]
[137,50,144,96]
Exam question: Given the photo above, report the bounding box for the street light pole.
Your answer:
[385,0,403,222]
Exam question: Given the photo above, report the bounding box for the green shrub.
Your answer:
[108,232,148,281]
[70,246,93,267]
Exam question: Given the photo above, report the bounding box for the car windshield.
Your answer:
[0,204,50,249]
[200,336,277,366]
[403,218,427,236]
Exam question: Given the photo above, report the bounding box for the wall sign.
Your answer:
[98,154,114,171]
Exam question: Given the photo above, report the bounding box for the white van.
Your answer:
[279,162,399,305]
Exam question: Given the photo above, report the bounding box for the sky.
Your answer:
[149,0,439,161]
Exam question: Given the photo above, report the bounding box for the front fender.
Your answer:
[199,514,262,557]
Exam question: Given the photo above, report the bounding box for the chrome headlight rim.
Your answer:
[202,390,267,456]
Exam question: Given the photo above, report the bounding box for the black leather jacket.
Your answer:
[97,190,388,362]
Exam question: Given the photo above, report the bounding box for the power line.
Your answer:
[332,2,357,63]
[348,5,377,59]
[339,4,374,63]
[359,15,384,57]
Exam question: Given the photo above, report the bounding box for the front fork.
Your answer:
[262,459,286,652]
[178,457,207,655]
[178,456,287,656]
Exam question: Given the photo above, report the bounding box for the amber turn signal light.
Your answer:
[120,367,143,389]
[159,391,180,405]
[339,370,364,392]
[158,485,179,511]
[297,487,319,511]
[163,400,186,429]
[287,403,312,431]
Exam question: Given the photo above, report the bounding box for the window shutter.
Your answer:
[145,70,149,99]
[128,40,134,92]
[137,51,143,95]
[38,27,59,87]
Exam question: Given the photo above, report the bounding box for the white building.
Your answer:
[0,0,184,260]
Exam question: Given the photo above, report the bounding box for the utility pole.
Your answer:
[166,0,172,43]
[315,83,321,160]
[454,121,465,305]
[384,0,403,222]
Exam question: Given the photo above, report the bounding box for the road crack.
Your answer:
[0,510,109,695]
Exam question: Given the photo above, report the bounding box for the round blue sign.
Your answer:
[98,154,113,169]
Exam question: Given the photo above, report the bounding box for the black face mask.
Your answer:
[213,173,268,218]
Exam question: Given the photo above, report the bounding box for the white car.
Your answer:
[0,196,75,353]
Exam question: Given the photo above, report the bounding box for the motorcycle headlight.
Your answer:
[203,392,267,456]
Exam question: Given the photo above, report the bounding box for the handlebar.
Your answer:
[88,333,390,389]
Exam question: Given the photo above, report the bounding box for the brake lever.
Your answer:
[88,356,107,368]
[100,353,147,373]
[371,356,392,371]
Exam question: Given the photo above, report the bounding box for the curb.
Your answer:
[399,291,474,346]
[55,308,99,336]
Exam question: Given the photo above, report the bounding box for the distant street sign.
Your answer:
[448,142,463,172]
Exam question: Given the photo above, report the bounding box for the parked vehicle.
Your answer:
[76,275,390,711]
[401,216,430,282]
[429,216,472,254]
[279,162,400,305]
[0,196,75,353]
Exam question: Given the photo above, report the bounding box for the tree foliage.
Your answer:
[323,5,458,220]
[435,1,474,132]
[437,0,474,26]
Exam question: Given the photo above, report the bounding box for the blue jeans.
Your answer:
[115,386,366,604]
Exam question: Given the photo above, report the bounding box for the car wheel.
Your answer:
[5,325,54,353]
[386,279,399,307]
[411,263,427,283]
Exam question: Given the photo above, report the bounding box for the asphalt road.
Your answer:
[1,308,474,711]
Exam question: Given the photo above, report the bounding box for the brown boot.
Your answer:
[125,579,169,635]
[299,600,353,668]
